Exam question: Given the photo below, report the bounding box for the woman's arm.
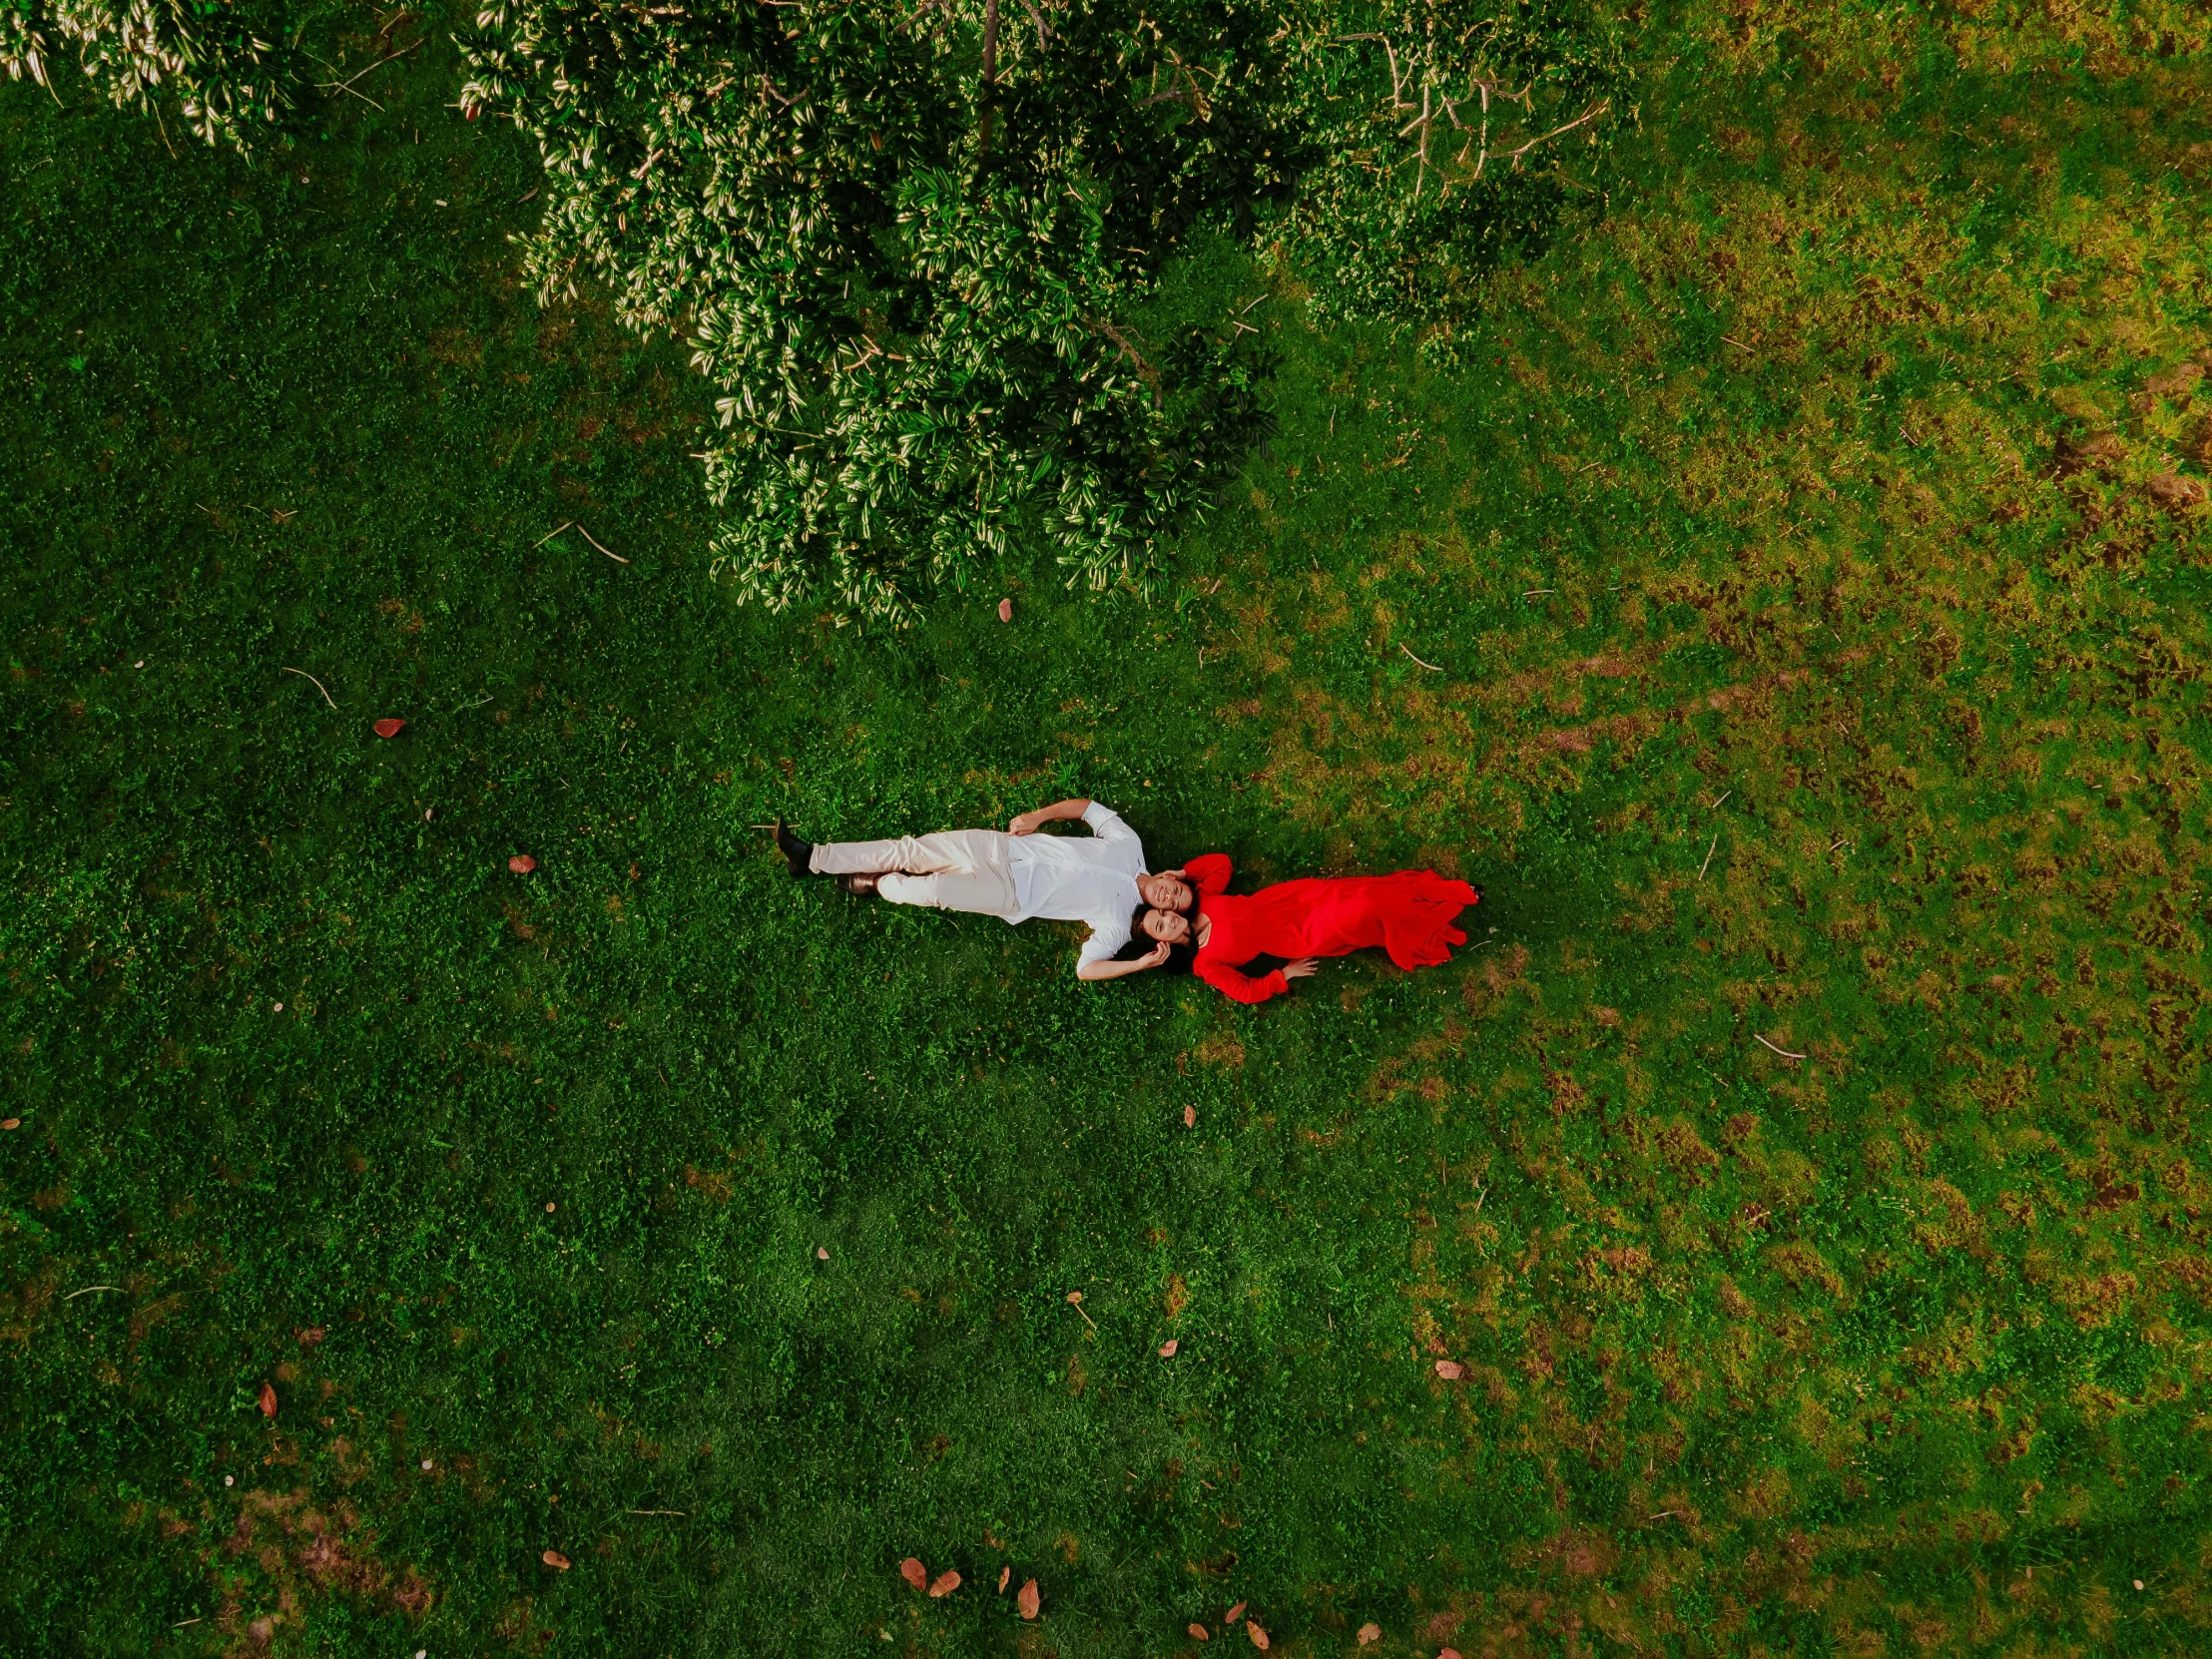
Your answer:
[1182,852,1234,895]
[1077,941,1171,982]
[1195,955,1289,1004]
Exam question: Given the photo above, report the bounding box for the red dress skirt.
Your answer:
[1180,854,1477,1004]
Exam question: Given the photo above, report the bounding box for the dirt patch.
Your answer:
[209,1488,432,1648]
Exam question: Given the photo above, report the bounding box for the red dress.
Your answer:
[1180,854,1478,1004]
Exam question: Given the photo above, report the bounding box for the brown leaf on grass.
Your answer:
[900,1557,927,1590]
[1189,1624,1211,1641]
[294,1327,325,1347]
[1247,1621,1270,1650]
[372,718,405,739]
[257,1381,277,1416]
[2147,472,2208,507]
[1225,1601,1246,1624]
[998,1565,1010,1593]
[509,854,537,873]
[928,1570,961,1597]
[1184,1105,1197,1128]
[1357,1624,1382,1645]
[998,598,1014,623]
[0,1119,18,1131]
[1159,1340,1179,1358]
[542,1550,570,1570]
[1434,1360,1464,1381]
[1438,1648,1462,1659]
[1066,1291,1084,1305]
[1018,1578,1040,1619]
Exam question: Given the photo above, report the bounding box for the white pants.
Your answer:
[808,829,1018,917]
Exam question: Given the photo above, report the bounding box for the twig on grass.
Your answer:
[280,667,337,710]
[532,521,575,548]
[1523,588,1555,598]
[1828,835,1851,852]
[1697,831,1718,881]
[1709,791,1730,811]
[1399,643,1442,672]
[576,524,629,564]
[1754,1033,1807,1061]
[315,39,421,99]
[67,1285,122,1299]
[626,1509,688,1516]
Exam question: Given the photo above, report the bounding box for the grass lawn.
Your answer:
[5,2,2212,1653]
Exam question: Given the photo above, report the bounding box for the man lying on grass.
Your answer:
[776,799,1193,980]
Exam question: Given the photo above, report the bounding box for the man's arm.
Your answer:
[1076,941,1170,981]
[1008,798,1093,835]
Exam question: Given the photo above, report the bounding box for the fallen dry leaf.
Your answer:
[998,1565,1010,1593]
[258,1382,277,1417]
[1018,1578,1041,1619]
[900,1558,927,1590]
[1184,1105,1197,1128]
[372,718,405,739]
[1159,1339,1179,1358]
[295,1327,325,1347]
[543,1550,570,1570]
[509,854,537,873]
[928,1570,961,1598]
[1247,1621,1270,1650]
[1225,1601,1246,1624]
[1066,1291,1083,1305]
[817,1246,830,1261]
[998,597,1014,623]
[1434,1360,1464,1381]
[1439,1649,1462,1659]
[0,1119,18,1131]
[1357,1624,1382,1645]
[1189,1624,1211,1641]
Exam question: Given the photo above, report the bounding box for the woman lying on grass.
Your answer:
[1129,853,1479,1004]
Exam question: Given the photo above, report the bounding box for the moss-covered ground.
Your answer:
[5,2,2212,1652]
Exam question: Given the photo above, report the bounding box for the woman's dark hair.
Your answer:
[1114,902,1195,973]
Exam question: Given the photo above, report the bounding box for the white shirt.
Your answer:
[1005,802,1147,968]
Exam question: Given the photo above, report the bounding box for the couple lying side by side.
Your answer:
[775,799,1478,1005]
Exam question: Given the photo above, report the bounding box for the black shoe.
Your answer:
[775,818,816,877]
[837,872,882,897]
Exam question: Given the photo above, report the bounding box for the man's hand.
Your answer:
[1008,798,1092,835]
[1282,957,1321,980]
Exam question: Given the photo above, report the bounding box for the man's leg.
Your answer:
[869,830,1017,916]
[808,829,1000,878]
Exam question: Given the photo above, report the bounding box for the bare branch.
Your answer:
[1498,98,1610,169]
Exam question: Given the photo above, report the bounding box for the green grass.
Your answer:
[6,3,2212,1654]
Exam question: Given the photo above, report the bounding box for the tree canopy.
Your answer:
[8,0,1628,620]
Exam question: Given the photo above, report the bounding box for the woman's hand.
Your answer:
[1282,957,1321,980]
[1138,940,1171,969]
